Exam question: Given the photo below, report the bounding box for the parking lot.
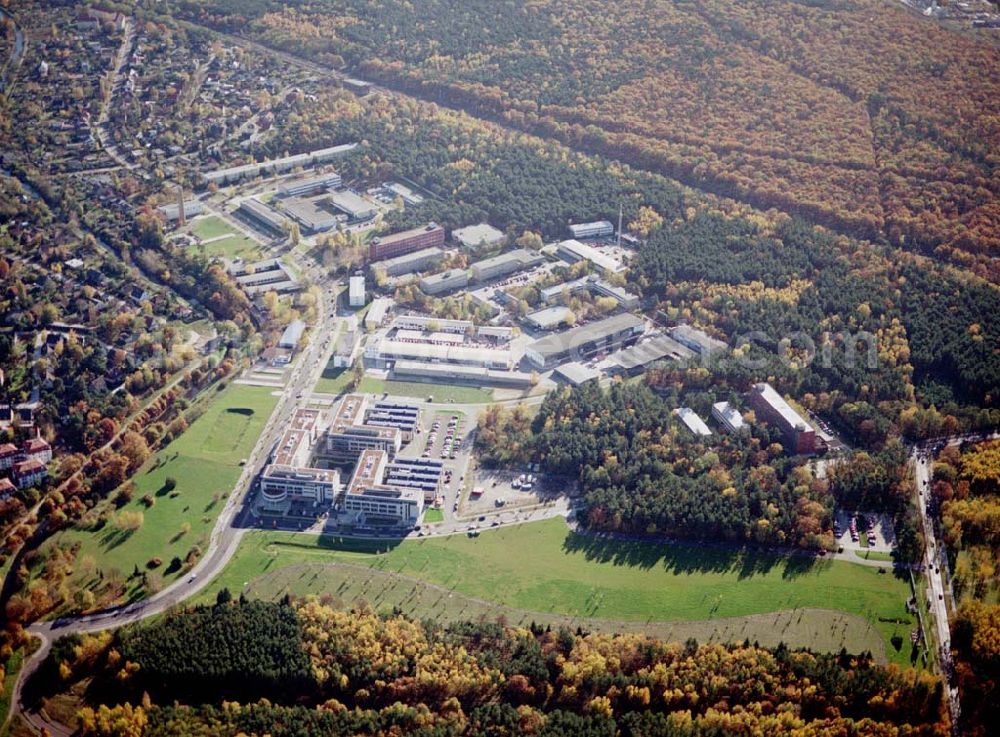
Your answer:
[833,510,895,554]
[395,408,476,514]
[465,467,570,515]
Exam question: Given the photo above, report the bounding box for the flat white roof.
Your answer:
[453,223,505,247]
[753,383,810,431]
[674,407,712,436]
[557,239,625,273]
[712,401,746,432]
[329,190,375,217]
[526,305,572,329]
[366,297,393,324]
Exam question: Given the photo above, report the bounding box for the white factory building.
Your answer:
[712,401,748,435]
[452,222,506,251]
[568,220,614,240]
[674,407,713,437]
[349,273,366,307]
[556,239,626,274]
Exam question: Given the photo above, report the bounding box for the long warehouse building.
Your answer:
[202,144,358,186]
[525,313,644,370]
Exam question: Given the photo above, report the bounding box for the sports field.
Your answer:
[190,215,235,241]
[199,518,915,666]
[200,234,262,261]
[36,384,278,607]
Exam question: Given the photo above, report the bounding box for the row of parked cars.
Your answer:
[834,515,878,546]
[512,473,534,491]
[422,414,462,460]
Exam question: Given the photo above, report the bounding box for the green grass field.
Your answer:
[315,362,354,395]
[200,234,262,261]
[190,215,235,241]
[233,562,883,659]
[422,508,444,524]
[359,377,494,404]
[36,384,278,609]
[199,518,914,666]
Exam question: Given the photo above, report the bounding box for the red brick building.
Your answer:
[369,223,445,262]
[748,382,816,455]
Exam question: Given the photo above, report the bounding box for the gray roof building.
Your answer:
[669,325,728,356]
[606,333,695,375]
[328,189,377,221]
[470,248,545,283]
[452,223,506,251]
[281,196,342,233]
[525,313,645,369]
[279,319,306,349]
[553,362,601,386]
[375,247,445,278]
[237,198,289,236]
[419,269,470,295]
[525,305,573,330]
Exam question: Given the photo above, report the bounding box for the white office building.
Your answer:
[279,171,342,197]
[556,239,625,274]
[349,274,366,307]
[712,401,748,435]
[342,449,423,526]
[452,223,506,251]
[674,407,712,437]
[568,221,614,240]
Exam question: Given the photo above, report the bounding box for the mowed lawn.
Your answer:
[201,518,915,666]
[315,363,354,395]
[358,377,494,404]
[40,384,278,600]
[200,234,262,261]
[189,215,235,241]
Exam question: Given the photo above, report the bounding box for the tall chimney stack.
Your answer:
[177,184,186,226]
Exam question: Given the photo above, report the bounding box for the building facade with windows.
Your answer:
[342,449,423,525]
[525,313,645,370]
[369,223,445,262]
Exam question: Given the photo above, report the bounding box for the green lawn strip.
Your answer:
[358,377,493,404]
[190,215,235,241]
[0,649,24,728]
[855,549,893,562]
[36,384,278,608]
[913,572,939,671]
[422,508,444,524]
[199,518,913,666]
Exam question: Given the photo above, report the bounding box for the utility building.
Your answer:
[349,273,366,307]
